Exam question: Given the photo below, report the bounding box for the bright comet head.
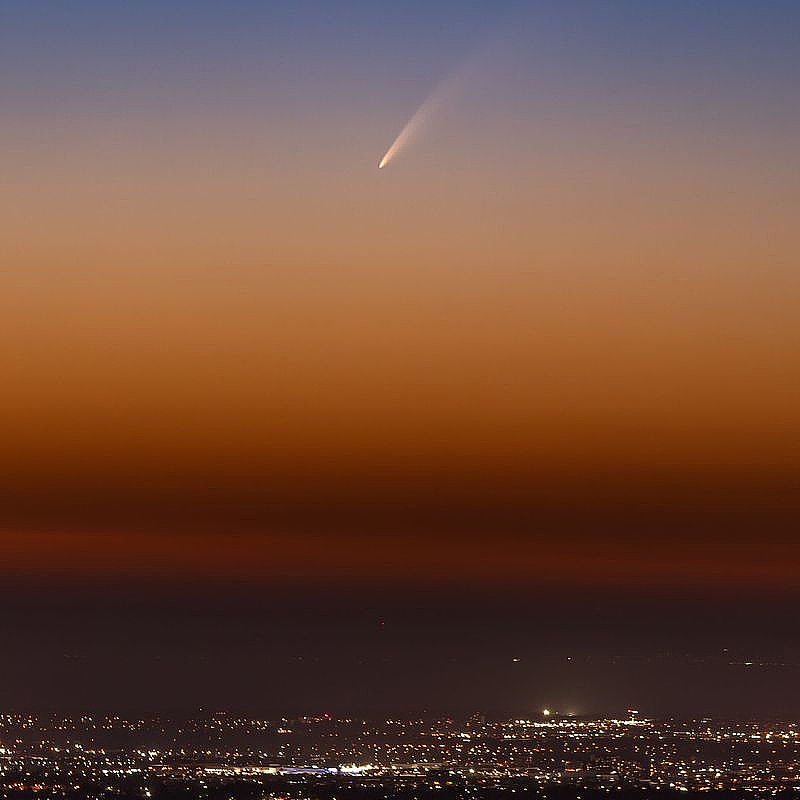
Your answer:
[377,97,432,170]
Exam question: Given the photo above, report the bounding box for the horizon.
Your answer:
[1,0,799,724]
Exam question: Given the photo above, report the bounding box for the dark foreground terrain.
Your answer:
[3,713,800,798]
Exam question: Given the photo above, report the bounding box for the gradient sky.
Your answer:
[1,1,799,713]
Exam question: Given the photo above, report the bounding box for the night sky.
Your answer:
[1,1,799,716]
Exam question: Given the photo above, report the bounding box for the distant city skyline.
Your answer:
[3,711,800,796]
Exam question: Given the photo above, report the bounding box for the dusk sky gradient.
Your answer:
[1,1,799,714]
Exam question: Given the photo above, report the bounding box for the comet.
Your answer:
[376,14,513,169]
[377,92,442,168]
[378,90,442,169]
